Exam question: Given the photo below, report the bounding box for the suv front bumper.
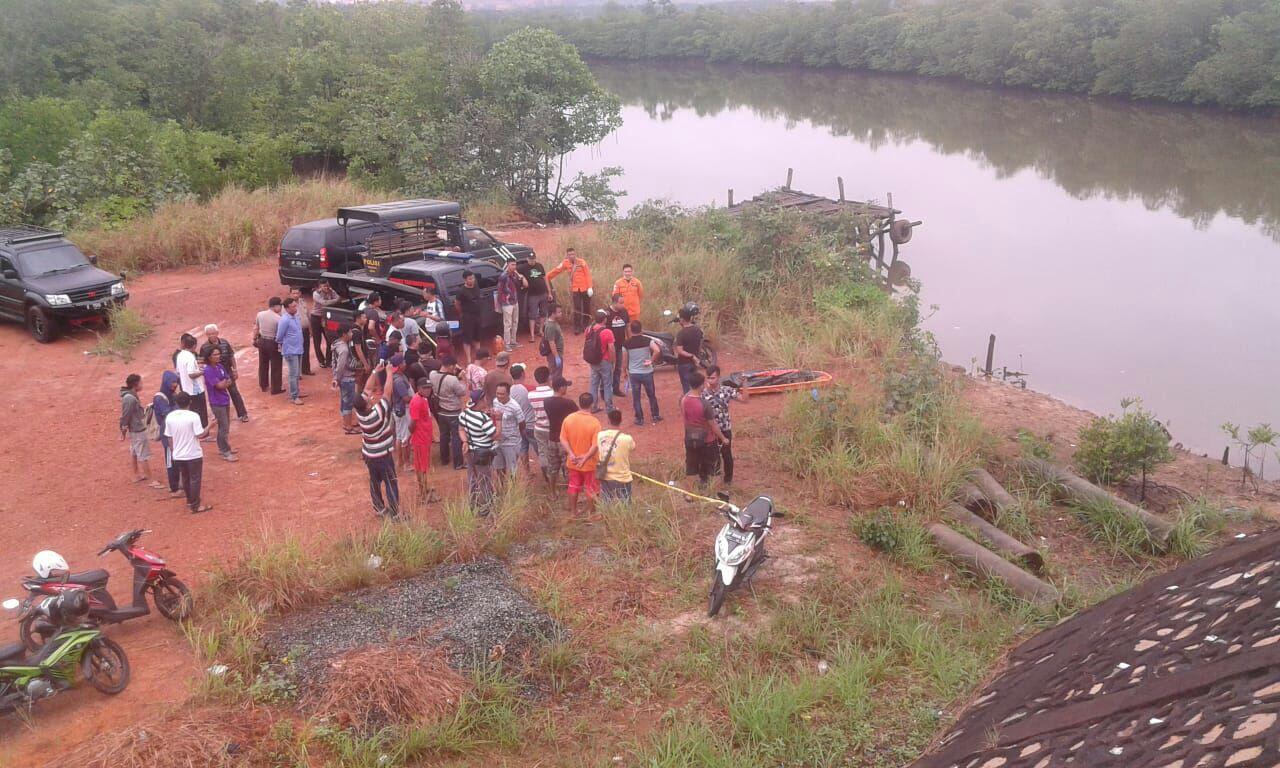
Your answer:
[51,294,128,321]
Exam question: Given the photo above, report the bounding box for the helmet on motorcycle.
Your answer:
[32,550,69,579]
[678,302,700,321]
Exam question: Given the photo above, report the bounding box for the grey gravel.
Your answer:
[262,556,561,689]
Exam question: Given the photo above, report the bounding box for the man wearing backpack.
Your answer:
[583,309,616,413]
[120,373,163,490]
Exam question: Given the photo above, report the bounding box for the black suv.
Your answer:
[277,218,391,288]
[0,226,129,342]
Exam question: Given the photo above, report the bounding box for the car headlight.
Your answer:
[110,282,125,296]
[44,294,71,306]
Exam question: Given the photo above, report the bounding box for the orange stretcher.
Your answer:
[723,369,834,394]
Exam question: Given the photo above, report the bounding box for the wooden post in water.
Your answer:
[727,189,734,208]
[984,335,996,379]
[837,177,845,202]
[785,168,793,190]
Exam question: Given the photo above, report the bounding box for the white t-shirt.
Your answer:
[175,350,204,396]
[386,318,421,352]
[164,409,205,461]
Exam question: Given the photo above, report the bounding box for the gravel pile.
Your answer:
[262,557,561,690]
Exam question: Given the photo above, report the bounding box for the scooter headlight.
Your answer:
[723,544,752,567]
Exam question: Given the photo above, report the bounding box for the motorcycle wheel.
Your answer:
[698,341,717,370]
[82,637,130,695]
[151,576,193,621]
[708,578,728,618]
[18,613,49,653]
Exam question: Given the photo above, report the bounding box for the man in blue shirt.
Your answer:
[277,296,306,405]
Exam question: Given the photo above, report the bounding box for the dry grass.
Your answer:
[91,304,153,360]
[308,643,470,731]
[73,179,386,274]
[71,706,270,768]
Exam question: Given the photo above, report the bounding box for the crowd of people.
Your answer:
[119,249,746,522]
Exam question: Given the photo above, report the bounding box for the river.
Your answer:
[566,61,1280,458]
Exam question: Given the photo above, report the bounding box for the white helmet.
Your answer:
[32,550,69,579]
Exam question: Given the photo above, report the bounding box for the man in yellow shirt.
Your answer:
[597,409,635,502]
[547,247,593,334]
[611,264,643,323]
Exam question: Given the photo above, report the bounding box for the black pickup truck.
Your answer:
[0,226,129,342]
[278,199,534,288]
[318,254,504,343]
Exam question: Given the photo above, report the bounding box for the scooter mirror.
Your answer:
[2,599,19,611]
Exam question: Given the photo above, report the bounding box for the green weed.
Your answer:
[1067,496,1158,560]
[854,508,935,570]
[1167,497,1228,559]
[91,305,152,360]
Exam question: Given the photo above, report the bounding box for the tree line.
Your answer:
[0,0,621,229]
[484,0,1280,111]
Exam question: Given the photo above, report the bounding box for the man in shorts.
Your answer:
[119,373,161,489]
[453,270,485,363]
[681,370,726,491]
[490,382,526,480]
[560,392,602,517]
[330,325,360,433]
[408,377,439,503]
[541,376,577,495]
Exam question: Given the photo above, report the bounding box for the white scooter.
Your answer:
[708,494,782,617]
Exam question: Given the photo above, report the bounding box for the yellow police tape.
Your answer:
[630,471,727,507]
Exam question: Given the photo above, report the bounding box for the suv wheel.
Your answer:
[26,305,60,343]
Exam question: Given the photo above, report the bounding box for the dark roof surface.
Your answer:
[337,199,461,224]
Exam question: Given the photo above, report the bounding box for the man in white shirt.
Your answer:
[164,391,212,514]
[385,312,421,354]
[174,333,208,430]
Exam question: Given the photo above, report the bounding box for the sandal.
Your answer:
[191,505,213,514]
[148,481,165,490]
[343,427,362,435]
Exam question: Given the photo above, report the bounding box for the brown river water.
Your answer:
[567,62,1280,457]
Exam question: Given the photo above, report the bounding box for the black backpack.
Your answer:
[582,326,604,365]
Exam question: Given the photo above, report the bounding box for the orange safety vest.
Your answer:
[612,276,643,321]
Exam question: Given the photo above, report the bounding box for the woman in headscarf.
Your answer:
[154,370,182,497]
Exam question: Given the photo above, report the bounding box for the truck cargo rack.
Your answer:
[0,225,64,245]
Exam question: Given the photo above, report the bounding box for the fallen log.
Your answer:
[928,523,1060,607]
[968,468,1018,517]
[955,482,989,513]
[1016,457,1173,549]
[943,503,1044,574]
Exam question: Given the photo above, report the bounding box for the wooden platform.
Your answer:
[727,188,899,220]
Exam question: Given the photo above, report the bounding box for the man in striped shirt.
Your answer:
[528,366,555,482]
[458,391,497,515]
[355,359,401,519]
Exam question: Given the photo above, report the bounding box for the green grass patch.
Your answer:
[854,507,935,570]
[1065,496,1158,560]
[91,305,152,360]
[1167,496,1228,559]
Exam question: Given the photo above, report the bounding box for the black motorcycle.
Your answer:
[640,306,717,370]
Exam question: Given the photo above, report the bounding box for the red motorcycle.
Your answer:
[17,529,192,651]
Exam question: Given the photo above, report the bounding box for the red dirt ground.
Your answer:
[0,229,781,764]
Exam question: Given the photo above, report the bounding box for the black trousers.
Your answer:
[612,340,625,392]
[174,457,203,511]
[227,379,247,419]
[571,291,591,333]
[258,339,283,393]
[309,315,331,367]
[720,429,734,484]
[300,327,313,375]
[365,454,400,517]
[437,412,463,469]
[190,391,208,430]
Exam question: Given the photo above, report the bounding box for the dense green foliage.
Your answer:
[489,0,1280,110]
[1074,398,1174,493]
[0,0,620,227]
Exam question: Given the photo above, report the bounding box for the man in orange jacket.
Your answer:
[547,247,593,334]
[611,263,643,323]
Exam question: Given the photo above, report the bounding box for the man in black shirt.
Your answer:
[453,270,484,364]
[518,252,550,341]
[541,376,577,496]
[606,294,630,396]
[675,307,704,395]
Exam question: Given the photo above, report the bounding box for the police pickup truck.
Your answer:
[277,199,533,288]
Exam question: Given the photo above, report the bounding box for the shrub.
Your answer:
[1167,497,1228,559]
[854,508,935,569]
[91,305,152,360]
[1074,398,1173,498]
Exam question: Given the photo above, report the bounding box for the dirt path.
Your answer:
[0,239,787,764]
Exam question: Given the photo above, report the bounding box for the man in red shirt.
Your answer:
[584,309,615,413]
[681,369,726,492]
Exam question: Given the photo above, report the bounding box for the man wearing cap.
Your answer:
[483,351,514,407]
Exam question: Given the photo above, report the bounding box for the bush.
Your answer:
[92,305,152,360]
[854,508,934,569]
[1073,398,1173,496]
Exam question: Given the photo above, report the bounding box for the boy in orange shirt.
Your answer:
[560,392,602,516]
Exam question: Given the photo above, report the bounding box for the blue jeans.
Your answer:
[284,354,302,400]
[338,379,357,415]
[677,362,696,395]
[630,372,660,422]
[602,479,632,502]
[589,360,614,411]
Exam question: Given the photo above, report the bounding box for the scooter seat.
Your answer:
[68,569,110,586]
[0,642,28,664]
[741,496,774,527]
